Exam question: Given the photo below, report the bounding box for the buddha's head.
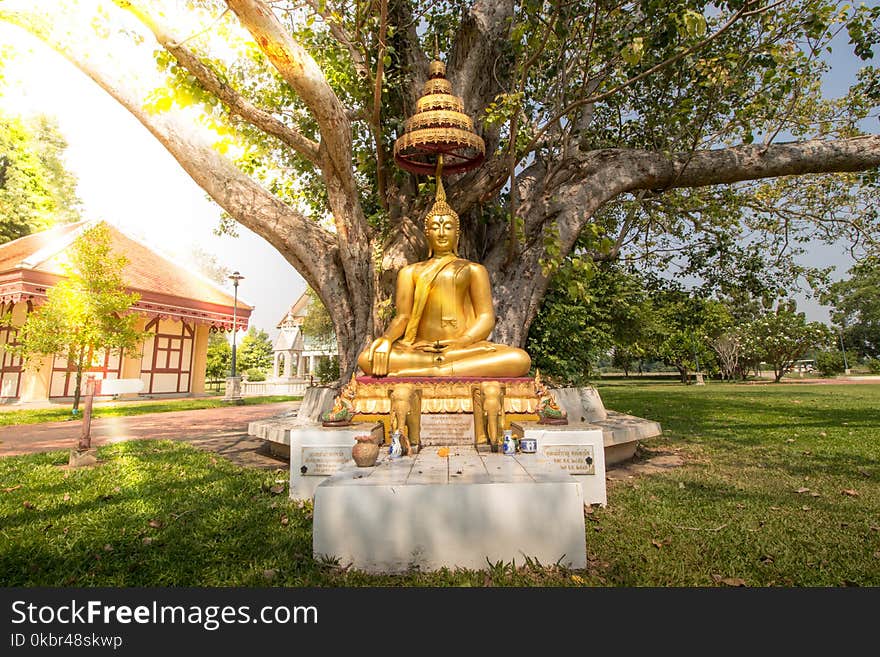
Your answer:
[424,178,459,257]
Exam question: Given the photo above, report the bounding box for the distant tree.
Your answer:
[300,287,335,350]
[0,112,82,243]
[205,330,231,381]
[527,261,650,385]
[711,330,745,381]
[742,301,832,383]
[5,224,143,410]
[647,290,731,384]
[237,326,273,373]
[820,258,880,359]
[187,246,231,286]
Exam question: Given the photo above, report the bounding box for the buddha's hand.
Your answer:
[412,337,474,352]
[368,337,392,376]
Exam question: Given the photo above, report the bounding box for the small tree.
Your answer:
[237,326,273,373]
[743,302,832,383]
[8,223,143,410]
[205,330,231,383]
[712,331,744,381]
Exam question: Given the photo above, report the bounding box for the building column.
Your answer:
[273,352,281,378]
[296,352,304,377]
[190,324,210,394]
[283,350,293,377]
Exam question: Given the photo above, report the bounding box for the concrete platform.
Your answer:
[511,422,607,506]
[312,446,587,573]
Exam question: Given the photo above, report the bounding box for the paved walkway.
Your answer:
[0,401,299,469]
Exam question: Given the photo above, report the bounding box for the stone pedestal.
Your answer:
[312,446,586,573]
[223,376,243,403]
[285,422,384,499]
[511,422,607,506]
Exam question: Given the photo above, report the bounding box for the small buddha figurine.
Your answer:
[357,180,531,378]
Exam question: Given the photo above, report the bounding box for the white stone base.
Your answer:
[512,423,607,506]
[286,423,383,499]
[312,447,586,573]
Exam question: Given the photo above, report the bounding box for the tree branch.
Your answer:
[114,0,321,165]
[225,0,353,186]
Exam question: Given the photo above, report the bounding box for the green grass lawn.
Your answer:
[0,395,302,427]
[0,383,877,586]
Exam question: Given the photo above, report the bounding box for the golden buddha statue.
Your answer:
[358,180,531,378]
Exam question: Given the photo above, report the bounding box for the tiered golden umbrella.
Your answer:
[393,58,485,176]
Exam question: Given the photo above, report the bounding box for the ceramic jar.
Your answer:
[352,436,379,467]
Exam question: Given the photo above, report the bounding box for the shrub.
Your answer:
[315,356,339,384]
[244,368,266,382]
[814,350,845,377]
[867,358,880,374]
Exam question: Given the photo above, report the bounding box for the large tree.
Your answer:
[3,1,879,380]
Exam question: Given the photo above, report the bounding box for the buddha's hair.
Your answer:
[424,178,459,256]
[423,177,460,232]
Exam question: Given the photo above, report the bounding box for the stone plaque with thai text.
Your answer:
[301,446,351,475]
[540,444,595,475]
[419,414,475,446]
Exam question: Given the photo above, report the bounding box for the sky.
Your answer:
[0,8,876,336]
[0,22,306,341]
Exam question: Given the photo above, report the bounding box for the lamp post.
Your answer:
[229,271,244,377]
[839,328,849,375]
[224,271,244,403]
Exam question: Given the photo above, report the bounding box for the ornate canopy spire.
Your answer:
[393,57,485,176]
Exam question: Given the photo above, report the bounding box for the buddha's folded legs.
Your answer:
[358,341,530,377]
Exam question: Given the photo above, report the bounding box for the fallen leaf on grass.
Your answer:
[760,555,774,564]
[721,577,747,587]
[437,447,449,457]
[22,501,35,509]
[3,485,22,493]
[857,469,870,478]
[842,489,860,497]
[280,515,289,526]
[63,493,70,501]
[802,506,812,511]
[810,492,821,497]
[795,487,810,494]
[870,526,880,532]
[142,537,153,545]
[148,519,162,529]
[874,552,880,560]
[103,544,113,552]
[268,485,285,495]
[651,537,672,549]
[571,575,587,585]
[819,432,827,437]
[263,569,277,582]
[785,438,795,443]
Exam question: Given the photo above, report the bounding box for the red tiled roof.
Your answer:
[0,221,251,310]
[0,223,83,272]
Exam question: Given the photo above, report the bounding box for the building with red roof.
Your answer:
[0,221,251,402]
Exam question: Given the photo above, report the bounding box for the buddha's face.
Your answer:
[425,214,458,255]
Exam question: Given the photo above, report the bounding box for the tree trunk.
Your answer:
[678,366,689,384]
[71,347,85,412]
